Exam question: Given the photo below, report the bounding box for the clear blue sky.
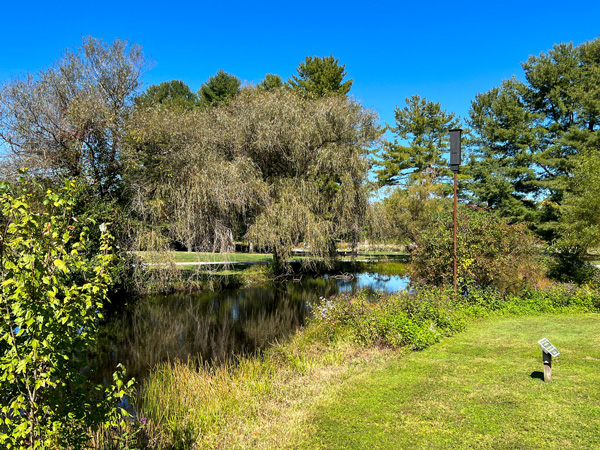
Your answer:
[1,0,600,129]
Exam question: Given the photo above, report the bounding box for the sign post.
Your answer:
[449,129,462,296]
[538,338,560,383]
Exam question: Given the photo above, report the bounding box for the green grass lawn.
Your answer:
[137,251,273,263]
[137,251,409,264]
[300,314,600,450]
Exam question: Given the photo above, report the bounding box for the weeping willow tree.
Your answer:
[125,104,269,254]
[125,87,380,269]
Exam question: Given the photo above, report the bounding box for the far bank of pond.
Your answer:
[94,265,409,384]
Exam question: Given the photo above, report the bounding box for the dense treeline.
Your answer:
[2,35,600,449]
[0,38,379,274]
[1,35,599,282]
[375,37,600,282]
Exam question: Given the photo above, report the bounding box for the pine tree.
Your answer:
[135,80,198,109]
[376,95,460,188]
[288,55,353,98]
[258,73,284,91]
[468,38,600,238]
[198,69,241,106]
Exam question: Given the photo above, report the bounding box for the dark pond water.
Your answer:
[94,271,409,384]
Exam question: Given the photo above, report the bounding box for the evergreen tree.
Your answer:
[258,73,284,91]
[288,55,353,98]
[560,153,600,249]
[468,38,600,238]
[376,95,460,188]
[198,69,241,106]
[467,79,539,222]
[135,80,198,109]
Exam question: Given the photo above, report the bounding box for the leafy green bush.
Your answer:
[311,280,600,354]
[409,207,546,293]
[313,287,467,351]
[508,282,600,314]
[0,175,137,449]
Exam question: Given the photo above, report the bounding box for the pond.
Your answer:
[94,270,409,384]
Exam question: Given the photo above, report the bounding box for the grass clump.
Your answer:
[136,333,374,448]
[312,288,466,351]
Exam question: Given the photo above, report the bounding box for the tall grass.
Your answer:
[136,330,363,448]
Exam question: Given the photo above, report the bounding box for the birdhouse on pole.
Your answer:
[449,129,462,173]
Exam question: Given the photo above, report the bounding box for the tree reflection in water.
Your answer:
[94,273,408,384]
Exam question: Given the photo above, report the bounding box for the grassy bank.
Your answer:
[136,251,274,264]
[131,282,600,449]
[302,314,600,449]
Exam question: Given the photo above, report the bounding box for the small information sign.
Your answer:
[538,338,560,357]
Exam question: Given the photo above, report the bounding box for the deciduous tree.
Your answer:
[0,175,135,448]
[126,88,381,267]
[0,37,150,198]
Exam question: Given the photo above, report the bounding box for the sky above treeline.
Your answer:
[1,0,600,129]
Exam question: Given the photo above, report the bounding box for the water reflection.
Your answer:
[332,272,409,294]
[94,272,408,383]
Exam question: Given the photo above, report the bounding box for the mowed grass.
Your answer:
[136,251,273,263]
[299,314,600,450]
[137,251,409,264]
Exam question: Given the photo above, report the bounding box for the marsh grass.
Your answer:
[137,331,393,449]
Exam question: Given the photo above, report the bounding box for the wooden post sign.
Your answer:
[538,338,560,383]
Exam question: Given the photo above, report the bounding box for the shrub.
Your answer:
[546,245,597,284]
[0,175,136,449]
[409,207,546,293]
[313,287,467,351]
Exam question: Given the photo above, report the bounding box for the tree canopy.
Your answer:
[197,69,241,107]
[0,37,150,198]
[467,38,600,239]
[376,95,461,188]
[135,80,198,109]
[258,73,284,91]
[126,88,381,264]
[288,55,353,98]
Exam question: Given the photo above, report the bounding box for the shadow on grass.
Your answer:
[530,371,544,381]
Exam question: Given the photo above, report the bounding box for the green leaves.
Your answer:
[53,259,68,273]
[0,177,134,448]
[128,87,380,269]
[409,207,545,294]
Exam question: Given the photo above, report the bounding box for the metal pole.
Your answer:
[449,128,462,297]
[453,172,458,296]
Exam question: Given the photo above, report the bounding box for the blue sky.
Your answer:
[1,0,600,129]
